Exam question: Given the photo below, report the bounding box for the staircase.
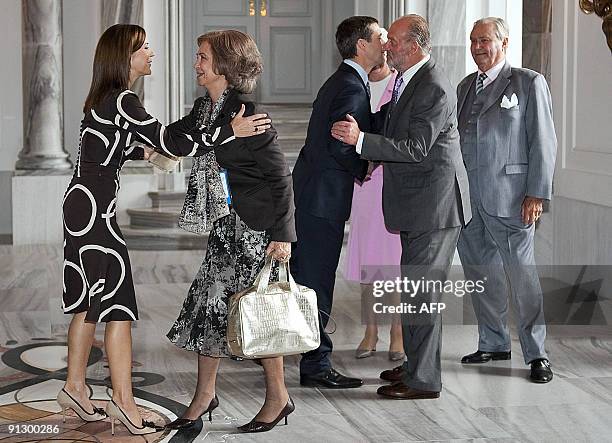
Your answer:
[122,104,311,250]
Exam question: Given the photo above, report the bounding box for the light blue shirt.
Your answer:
[343,59,369,89]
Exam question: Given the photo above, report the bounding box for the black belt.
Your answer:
[77,164,118,178]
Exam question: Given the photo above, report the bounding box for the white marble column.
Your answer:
[101,0,142,29]
[101,0,144,98]
[16,0,71,170]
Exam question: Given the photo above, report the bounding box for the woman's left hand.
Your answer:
[142,146,155,160]
[266,241,291,263]
[231,104,271,137]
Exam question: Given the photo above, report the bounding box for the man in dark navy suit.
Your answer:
[291,16,384,389]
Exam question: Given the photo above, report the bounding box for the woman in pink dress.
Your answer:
[344,49,404,361]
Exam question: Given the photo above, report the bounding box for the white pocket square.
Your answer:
[500,93,519,109]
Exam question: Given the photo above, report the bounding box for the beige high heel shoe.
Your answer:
[105,399,161,435]
[56,388,106,422]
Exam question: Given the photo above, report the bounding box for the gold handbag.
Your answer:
[227,256,320,359]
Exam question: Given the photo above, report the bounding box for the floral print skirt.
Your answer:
[167,208,272,357]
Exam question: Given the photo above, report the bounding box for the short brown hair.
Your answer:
[335,16,379,59]
[84,24,146,113]
[197,30,263,94]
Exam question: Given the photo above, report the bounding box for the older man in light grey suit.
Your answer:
[457,17,556,383]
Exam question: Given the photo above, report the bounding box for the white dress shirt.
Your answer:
[478,58,505,90]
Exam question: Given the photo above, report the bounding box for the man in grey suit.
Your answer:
[332,15,471,399]
[456,17,556,383]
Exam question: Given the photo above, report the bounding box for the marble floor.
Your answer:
[0,244,611,442]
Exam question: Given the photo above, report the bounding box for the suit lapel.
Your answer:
[480,61,512,115]
[387,58,434,135]
[339,62,369,96]
[457,73,477,118]
[216,89,243,126]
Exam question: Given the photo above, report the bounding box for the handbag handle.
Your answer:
[255,255,300,295]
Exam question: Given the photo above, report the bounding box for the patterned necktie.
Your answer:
[391,73,404,104]
[366,82,371,101]
[476,72,487,95]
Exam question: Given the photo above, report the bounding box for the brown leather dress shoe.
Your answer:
[377,382,440,400]
[379,365,404,382]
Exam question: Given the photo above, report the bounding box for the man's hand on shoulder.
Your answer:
[331,114,361,146]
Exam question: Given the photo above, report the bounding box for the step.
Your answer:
[265,105,312,122]
[148,190,186,208]
[122,221,348,251]
[121,226,207,250]
[274,121,308,136]
[277,136,304,153]
[121,161,155,172]
[127,207,181,228]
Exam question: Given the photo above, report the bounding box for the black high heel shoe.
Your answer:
[237,397,295,433]
[165,395,219,430]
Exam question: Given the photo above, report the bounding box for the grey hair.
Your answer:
[474,17,509,40]
[400,14,432,55]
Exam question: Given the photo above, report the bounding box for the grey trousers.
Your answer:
[399,226,461,392]
[457,201,547,364]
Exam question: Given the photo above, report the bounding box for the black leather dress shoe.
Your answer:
[379,365,404,382]
[377,382,440,400]
[529,358,553,383]
[300,368,363,389]
[461,350,511,364]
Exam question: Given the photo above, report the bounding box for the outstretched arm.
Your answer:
[118,92,271,158]
[332,85,452,163]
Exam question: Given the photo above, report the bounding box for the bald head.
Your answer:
[395,15,431,54]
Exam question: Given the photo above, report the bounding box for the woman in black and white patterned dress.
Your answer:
[58,24,269,435]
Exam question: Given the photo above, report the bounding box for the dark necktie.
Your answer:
[366,82,371,101]
[476,72,487,95]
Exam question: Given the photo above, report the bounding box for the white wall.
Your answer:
[549,0,612,265]
[63,0,101,163]
[0,0,22,235]
[354,0,385,20]
[0,0,22,173]
[143,0,168,123]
